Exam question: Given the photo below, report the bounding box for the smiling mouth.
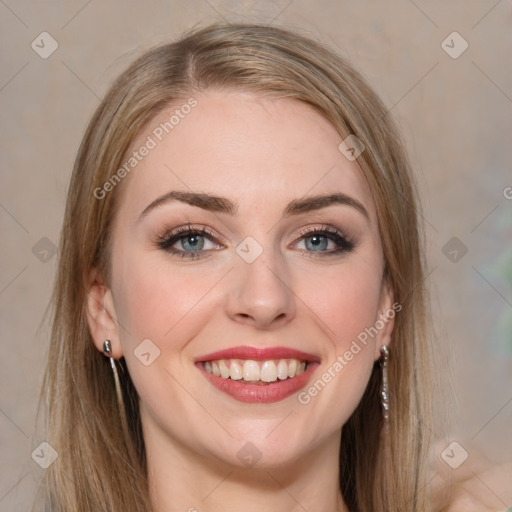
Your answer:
[201,358,309,385]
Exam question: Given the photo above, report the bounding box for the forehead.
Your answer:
[116,89,376,221]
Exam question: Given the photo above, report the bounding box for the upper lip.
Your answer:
[195,345,321,363]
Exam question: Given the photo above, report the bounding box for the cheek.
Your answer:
[110,253,223,427]
[112,253,220,346]
[300,255,384,352]
[292,257,383,429]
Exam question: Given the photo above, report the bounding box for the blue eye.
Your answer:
[179,234,205,251]
[296,228,354,255]
[157,226,220,259]
[156,224,354,260]
[304,234,331,251]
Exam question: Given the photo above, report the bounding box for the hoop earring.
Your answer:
[379,345,390,421]
[103,340,127,424]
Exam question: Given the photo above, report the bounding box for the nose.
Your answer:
[225,250,296,330]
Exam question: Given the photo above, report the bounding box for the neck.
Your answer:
[144,422,348,512]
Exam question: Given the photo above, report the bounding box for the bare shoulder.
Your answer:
[428,439,512,512]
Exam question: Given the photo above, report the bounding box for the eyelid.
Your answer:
[155,224,225,257]
[156,224,223,243]
[293,224,350,241]
[155,222,355,258]
[290,224,355,254]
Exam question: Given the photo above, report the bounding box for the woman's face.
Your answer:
[88,89,394,469]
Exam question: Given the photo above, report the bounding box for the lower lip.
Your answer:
[197,362,319,404]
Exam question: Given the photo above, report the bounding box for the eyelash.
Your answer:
[294,225,355,256]
[156,225,219,259]
[155,224,355,259]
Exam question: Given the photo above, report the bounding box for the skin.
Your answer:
[87,89,395,512]
[429,440,512,511]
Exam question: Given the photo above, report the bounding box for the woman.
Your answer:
[35,22,484,512]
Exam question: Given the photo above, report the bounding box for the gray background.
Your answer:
[1,1,511,509]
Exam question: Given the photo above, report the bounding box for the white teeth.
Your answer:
[219,360,230,379]
[277,360,289,380]
[229,361,243,380]
[260,361,277,382]
[288,359,297,378]
[243,360,260,381]
[203,358,309,382]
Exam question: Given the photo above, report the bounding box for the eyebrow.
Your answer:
[138,190,368,221]
[283,193,368,219]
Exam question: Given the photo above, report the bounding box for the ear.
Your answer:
[374,278,398,361]
[86,268,123,358]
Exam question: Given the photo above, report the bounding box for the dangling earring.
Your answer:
[103,340,127,423]
[103,340,119,377]
[379,345,390,421]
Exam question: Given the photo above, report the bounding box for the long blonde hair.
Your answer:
[36,22,437,512]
